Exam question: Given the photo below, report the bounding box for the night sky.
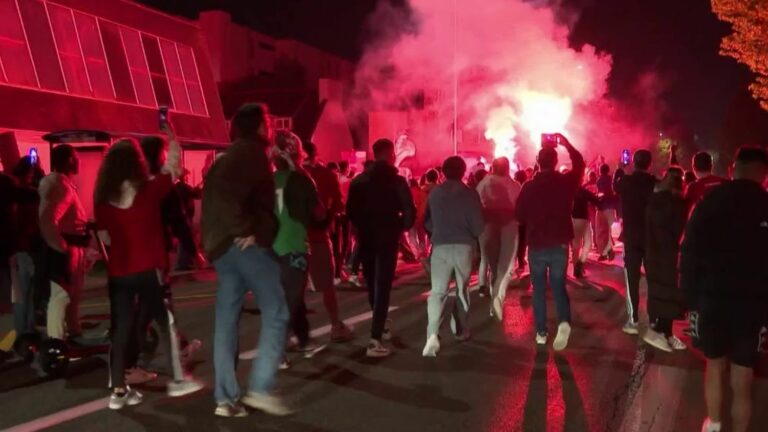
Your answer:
[139,0,768,152]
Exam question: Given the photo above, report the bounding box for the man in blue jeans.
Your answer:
[202,103,292,418]
[515,133,585,351]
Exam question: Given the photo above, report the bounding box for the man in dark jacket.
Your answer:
[643,167,687,353]
[347,138,415,358]
[614,149,656,335]
[515,134,584,351]
[680,147,768,432]
[202,103,291,418]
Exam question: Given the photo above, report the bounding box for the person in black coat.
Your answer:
[642,167,687,352]
[615,150,657,334]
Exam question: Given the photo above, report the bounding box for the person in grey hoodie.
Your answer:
[422,156,484,357]
[475,157,522,321]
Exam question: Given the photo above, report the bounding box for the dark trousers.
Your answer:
[360,236,399,340]
[348,235,362,274]
[279,254,310,345]
[624,244,645,323]
[109,270,181,389]
[127,280,189,370]
[517,224,527,266]
[651,316,672,337]
[331,215,351,278]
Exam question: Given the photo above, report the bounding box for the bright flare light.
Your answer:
[484,90,574,165]
[517,90,573,143]
[485,106,518,161]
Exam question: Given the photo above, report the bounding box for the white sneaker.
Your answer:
[125,367,157,385]
[535,332,547,345]
[348,275,360,287]
[109,388,143,410]
[241,392,294,416]
[622,320,639,335]
[279,357,291,370]
[333,278,342,286]
[668,335,687,351]
[366,339,391,358]
[553,322,571,351]
[701,418,722,432]
[422,334,440,357]
[643,329,673,352]
[167,378,205,397]
[214,402,248,418]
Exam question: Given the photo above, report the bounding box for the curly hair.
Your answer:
[94,139,149,205]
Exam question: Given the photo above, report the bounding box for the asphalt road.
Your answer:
[2,256,768,432]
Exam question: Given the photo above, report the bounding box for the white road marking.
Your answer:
[5,398,110,432]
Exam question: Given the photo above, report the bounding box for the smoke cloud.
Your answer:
[351,0,661,171]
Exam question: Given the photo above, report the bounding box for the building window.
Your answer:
[0,0,208,117]
[18,0,65,91]
[0,0,37,86]
[120,27,155,106]
[73,11,114,99]
[99,20,136,103]
[273,116,292,130]
[177,45,207,115]
[141,33,173,109]
[47,3,90,95]
[160,38,190,113]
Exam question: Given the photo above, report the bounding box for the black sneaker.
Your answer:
[607,250,616,261]
[597,255,608,262]
[573,262,584,278]
[478,285,490,297]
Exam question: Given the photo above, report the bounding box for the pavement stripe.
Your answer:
[4,398,110,432]
[3,278,426,431]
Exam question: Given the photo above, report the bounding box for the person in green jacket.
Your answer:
[271,130,326,358]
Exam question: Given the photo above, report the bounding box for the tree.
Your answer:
[711,0,768,111]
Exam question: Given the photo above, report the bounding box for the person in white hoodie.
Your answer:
[475,157,521,321]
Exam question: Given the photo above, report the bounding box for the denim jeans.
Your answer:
[13,253,36,335]
[213,245,289,404]
[529,246,571,334]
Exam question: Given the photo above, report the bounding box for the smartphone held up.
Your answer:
[158,106,169,130]
[541,133,561,149]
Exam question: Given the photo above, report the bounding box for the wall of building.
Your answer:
[198,10,353,88]
[312,79,355,163]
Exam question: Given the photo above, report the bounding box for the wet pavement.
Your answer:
[2,257,768,432]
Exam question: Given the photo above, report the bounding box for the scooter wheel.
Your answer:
[39,339,69,378]
[13,333,41,364]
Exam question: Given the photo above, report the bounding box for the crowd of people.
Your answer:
[1,101,767,432]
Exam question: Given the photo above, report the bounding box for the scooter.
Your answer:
[12,224,158,378]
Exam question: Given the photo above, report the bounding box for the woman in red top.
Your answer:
[94,130,202,410]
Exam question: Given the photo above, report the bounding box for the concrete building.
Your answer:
[199,10,358,164]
